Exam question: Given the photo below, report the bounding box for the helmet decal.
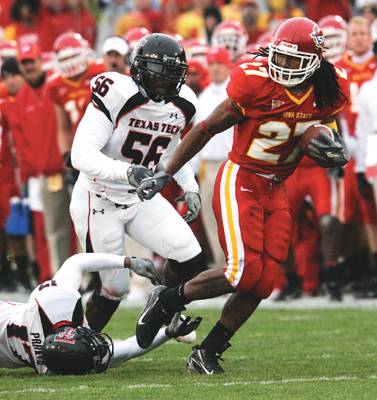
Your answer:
[310,26,325,51]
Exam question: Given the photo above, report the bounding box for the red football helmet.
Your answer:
[269,17,325,87]
[186,59,210,94]
[184,38,209,66]
[53,32,90,78]
[212,20,248,62]
[0,40,17,63]
[256,31,273,48]
[125,27,151,52]
[318,15,347,63]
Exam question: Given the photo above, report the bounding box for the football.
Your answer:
[300,124,334,154]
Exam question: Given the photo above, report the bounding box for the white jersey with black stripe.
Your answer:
[0,254,126,374]
[71,72,199,205]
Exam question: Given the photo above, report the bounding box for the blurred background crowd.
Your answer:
[1,0,377,303]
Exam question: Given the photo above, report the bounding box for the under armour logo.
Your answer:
[170,113,178,119]
[92,209,105,215]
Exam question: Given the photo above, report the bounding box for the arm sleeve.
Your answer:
[355,90,372,173]
[53,253,126,291]
[109,328,169,368]
[159,133,199,192]
[71,103,130,180]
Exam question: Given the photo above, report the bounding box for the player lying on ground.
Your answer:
[0,253,201,375]
[133,17,350,374]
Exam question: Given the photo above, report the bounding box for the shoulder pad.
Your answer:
[334,65,350,101]
[90,72,138,124]
[171,84,198,125]
[227,61,268,107]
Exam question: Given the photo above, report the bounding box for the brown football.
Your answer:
[301,124,334,154]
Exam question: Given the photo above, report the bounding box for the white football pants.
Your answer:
[70,182,201,301]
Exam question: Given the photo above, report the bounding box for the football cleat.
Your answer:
[136,285,174,348]
[187,346,225,375]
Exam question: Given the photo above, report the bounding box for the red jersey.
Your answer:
[336,52,377,136]
[13,77,62,177]
[47,62,105,135]
[1,93,36,183]
[226,60,349,180]
[0,99,16,184]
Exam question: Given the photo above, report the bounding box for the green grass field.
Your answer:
[1,307,377,400]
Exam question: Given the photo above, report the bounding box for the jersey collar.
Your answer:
[284,86,314,105]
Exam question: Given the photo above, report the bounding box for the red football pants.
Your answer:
[344,159,377,225]
[285,164,335,291]
[212,160,292,298]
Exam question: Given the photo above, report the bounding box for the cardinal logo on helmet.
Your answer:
[310,26,325,50]
[55,327,77,344]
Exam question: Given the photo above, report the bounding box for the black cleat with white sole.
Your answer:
[136,285,174,348]
[187,345,226,375]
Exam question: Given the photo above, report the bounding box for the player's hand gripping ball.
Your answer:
[301,124,350,168]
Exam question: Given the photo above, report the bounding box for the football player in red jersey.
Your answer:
[211,20,248,64]
[336,16,377,294]
[47,32,105,158]
[318,15,347,65]
[134,18,350,373]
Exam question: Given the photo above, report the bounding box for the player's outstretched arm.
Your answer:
[166,97,243,176]
[53,253,161,290]
[109,314,201,367]
[137,99,244,200]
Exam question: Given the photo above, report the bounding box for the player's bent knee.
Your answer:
[164,223,202,263]
[229,258,263,292]
[99,269,130,301]
[168,251,207,282]
[251,262,281,299]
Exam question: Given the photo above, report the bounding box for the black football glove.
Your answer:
[137,171,172,201]
[356,172,373,198]
[127,165,154,188]
[165,313,202,339]
[307,130,350,168]
[175,191,201,224]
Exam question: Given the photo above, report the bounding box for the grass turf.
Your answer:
[1,308,377,400]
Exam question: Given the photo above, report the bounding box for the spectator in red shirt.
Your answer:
[0,0,13,27]
[63,0,97,47]
[14,42,72,277]
[115,0,165,36]
[4,0,43,48]
[0,58,33,291]
[302,0,351,22]
[240,0,266,44]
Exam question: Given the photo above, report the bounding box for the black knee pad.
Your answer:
[168,252,207,282]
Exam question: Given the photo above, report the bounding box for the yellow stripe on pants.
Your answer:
[224,161,239,284]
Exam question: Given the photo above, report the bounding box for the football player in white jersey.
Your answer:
[0,252,200,374]
[69,33,206,332]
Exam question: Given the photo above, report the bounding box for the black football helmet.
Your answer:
[42,326,114,375]
[131,33,188,102]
